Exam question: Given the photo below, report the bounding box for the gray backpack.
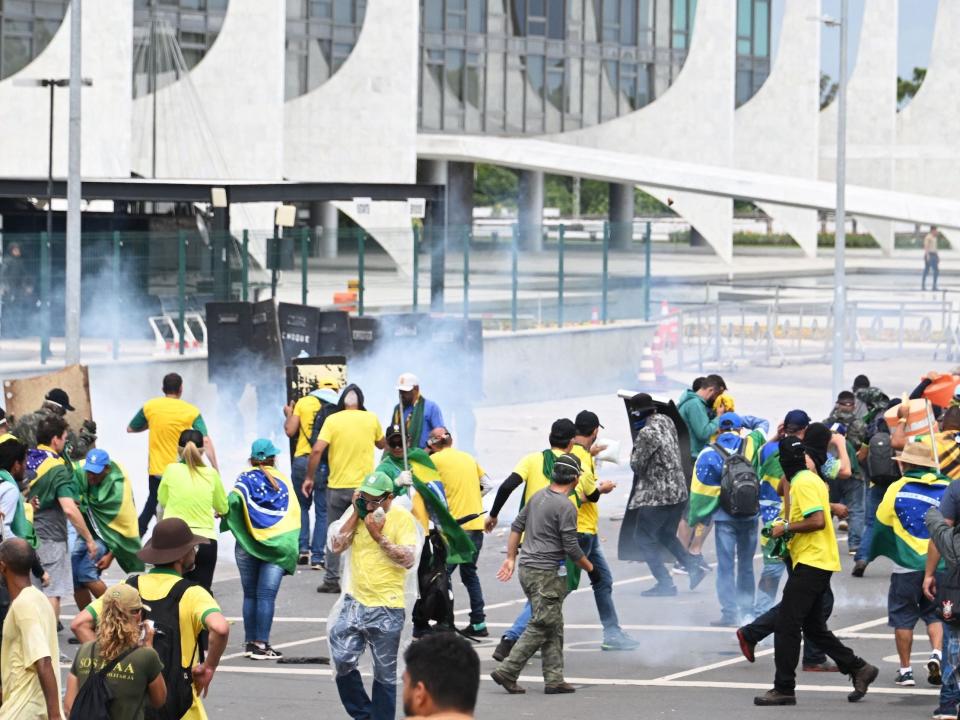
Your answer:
[713,440,761,517]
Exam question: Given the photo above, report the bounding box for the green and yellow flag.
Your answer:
[222,466,301,575]
[688,430,765,526]
[75,461,145,573]
[0,470,36,547]
[869,469,949,570]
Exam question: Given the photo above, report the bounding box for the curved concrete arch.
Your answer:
[735,0,820,257]
[549,0,735,262]
[284,0,418,275]
[895,0,960,247]
[819,0,897,254]
[0,1,132,178]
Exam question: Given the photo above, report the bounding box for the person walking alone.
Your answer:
[924,225,941,291]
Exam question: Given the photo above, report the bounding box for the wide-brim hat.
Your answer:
[895,442,940,469]
[137,518,209,565]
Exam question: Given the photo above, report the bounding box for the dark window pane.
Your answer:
[288,0,307,18]
[547,0,564,39]
[737,0,751,36]
[424,0,443,30]
[448,13,466,30]
[754,0,769,56]
[530,0,545,17]
[528,19,545,35]
[2,36,31,76]
[467,0,485,32]
[621,0,636,45]
[333,0,353,23]
[546,65,563,110]
[446,48,465,101]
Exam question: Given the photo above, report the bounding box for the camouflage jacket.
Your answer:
[10,406,96,461]
[629,413,688,508]
[854,386,890,423]
[823,408,867,449]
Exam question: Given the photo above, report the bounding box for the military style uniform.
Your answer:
[11,406,96,460]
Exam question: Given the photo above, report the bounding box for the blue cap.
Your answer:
[251,438,282,461]
[83,448,110,474]
[717,412,743,431]
[783,409,811,429]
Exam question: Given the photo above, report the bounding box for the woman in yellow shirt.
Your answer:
[157,430,227,591]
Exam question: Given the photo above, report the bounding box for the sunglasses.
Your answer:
[360,494,387,506]
[387,439,404,449]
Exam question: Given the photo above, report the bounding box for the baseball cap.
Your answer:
[783,409,811,429]
[83,448,110,474]
[359,471,394,497]
[717,412,743,431]
[396,373,419,392]
[574,410,604,435]
[251,438,282,461]
[101,583,150,613]
[45,388,74,412]
[549,418,577,446]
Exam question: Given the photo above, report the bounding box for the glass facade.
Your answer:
[284,0,367,101]
[132,0,229,98]
[419,0,772,135]
[0,0,68,81]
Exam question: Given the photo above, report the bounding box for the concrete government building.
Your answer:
[1,0,959,270]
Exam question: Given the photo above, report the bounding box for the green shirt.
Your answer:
[157,463,227,540]
[70,642,163,720]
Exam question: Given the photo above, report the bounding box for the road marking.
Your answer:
[220,635,328,661]
[224,617,327,623]
[483,622,752,633]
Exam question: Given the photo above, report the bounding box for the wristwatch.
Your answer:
[783,521,790,534]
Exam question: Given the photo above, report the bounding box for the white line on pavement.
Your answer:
[220,635,328,661]
[224,617,327,623]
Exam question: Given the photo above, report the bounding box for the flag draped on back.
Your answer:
[25,447,74,511]
[222,466,301,575]
[0,470,36,547]
[75,461,145,573]
[869,470,950,570]
[378,450,477,565]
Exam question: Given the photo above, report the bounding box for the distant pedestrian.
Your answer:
[402,632,479,719]
[392,373,444,450]
[490,453,594,695]
[924,225,940,291]
[0,537,62,720]
[129,373,216,536]
[156,429,227,592]
[222,439,300,661]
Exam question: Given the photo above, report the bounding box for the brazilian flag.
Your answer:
[75,461,145,573]
[688,430,765,526]
[222,466,301,575]
[869,470,950,570]
[378,450,477,565]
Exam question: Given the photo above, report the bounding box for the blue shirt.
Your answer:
[398,398,445,449]
[695,431,761,522]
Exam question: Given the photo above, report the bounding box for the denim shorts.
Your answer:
[888,570,941,629]
[71,538,108,588]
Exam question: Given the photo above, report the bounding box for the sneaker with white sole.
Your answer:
[243,642,257,658]
[250,643,283,660]
[896,669,916,687]
[932,707,958,720]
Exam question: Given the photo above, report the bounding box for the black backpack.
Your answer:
[127,575,201,720]
[307,399,339,448]
[936,558,960,626]
[866,430,899,487]
[714,440,761,517]
[412,529,454,633]
[69,644,138,720]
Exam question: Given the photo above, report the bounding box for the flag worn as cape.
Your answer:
[26,446,75,511]
[869,469,950,570]
[688,430,765,526]
[0,470,36,547]
[222,466,301,575]
[378,450,477,565]
[75,461,145,573]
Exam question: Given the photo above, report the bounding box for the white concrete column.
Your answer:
[518,169,544,251]
[609,183,635,249]
[310,201,338,259]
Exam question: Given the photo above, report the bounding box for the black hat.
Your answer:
[574,410,604,435]
[553,452,583,482]
[549,418,577,447]
[385,423,406,439]
[778,435,806,478]
[44,388,74,412]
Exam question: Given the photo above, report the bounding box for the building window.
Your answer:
[0,0,68,81]
[133,0,229,98]
[735,0,770,106]
[671,0,696,50]
[284,0,366,100]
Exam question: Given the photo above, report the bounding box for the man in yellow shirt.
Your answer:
[328,472,419,720]
[128,373,216,536]
[571,410,639,651]
[283,377,340,569]
[304,384,385,594]
[754,437,878,707]
[0,538,62,720]
[427,427,490,638]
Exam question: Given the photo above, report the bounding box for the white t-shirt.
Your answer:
[0,482,21,540]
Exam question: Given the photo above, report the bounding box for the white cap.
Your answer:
[396,372,419,391]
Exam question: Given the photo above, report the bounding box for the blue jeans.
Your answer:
[855,484,886,563]
[291,455,328,565]
[578,532,621,638]
[940,626,960,715]
[71,538,108,588]
[715,518,758,623]
[830,477,865,550]
[504,602,532,642]
[330,596,404,720]
[234,545,285,643]
[447,530,485,625]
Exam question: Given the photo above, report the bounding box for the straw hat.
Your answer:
[895,442,939,469]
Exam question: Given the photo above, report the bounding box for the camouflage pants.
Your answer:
[497,565,568,684]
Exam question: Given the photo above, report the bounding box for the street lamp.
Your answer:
[812,2,849,399]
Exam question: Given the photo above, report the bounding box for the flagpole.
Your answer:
[925,399,941,471]
[399,390,410,473]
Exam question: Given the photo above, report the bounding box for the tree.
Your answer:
[897,67,926,106]
[819,72,838,110]
[473,164,518,210]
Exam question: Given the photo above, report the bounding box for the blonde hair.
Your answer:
[180,441,205,478]
[251,459,280,491]
[96,597,140,661]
